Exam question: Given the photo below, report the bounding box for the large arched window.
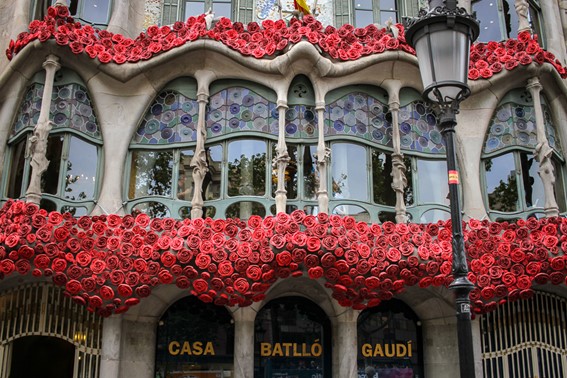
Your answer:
[335,0,418,28]
[126,77,200,218]
[4,69,102,216]
[31,0,112,26]
[161,0,234,24]
[155,296,235,377]
[472,0,544,43]
[481,89,565,220]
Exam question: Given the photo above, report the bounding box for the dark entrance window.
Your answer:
[155,296,235,378]
[254,296,332,378]
[357,299,423,377]
[10,336,75,378]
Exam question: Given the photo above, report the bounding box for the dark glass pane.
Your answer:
[404,156,414,206]
[226,201,266,219]
[485,153,518,212]
[201,145,222,200]
[254,297,331,378]
[80,0,110,24]
[7,138,27,198]
[553,159,566,212]
[503,0,519,39]
[65,136,97,201]
[155,296,234,377]
[331,143,368,201]
[520,152,544,209]
[270,204,298,215]
[132,202,170,218]
[378,211,396,223]
[60,206,88,217]
[473,0,504,41]
[303,205,319,215]
[227,140,266,197]
[43,135,64,195]
[40,199,57,212]
[177,149,194,201]
[10,336,74,378]
[357,300,422,378]
[128,150,173,199]
[372,151,395,206]
[303,145,318,200]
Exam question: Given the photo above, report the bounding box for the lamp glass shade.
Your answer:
[413,23,471,103]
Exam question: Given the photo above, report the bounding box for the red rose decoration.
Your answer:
[100,285,115,300]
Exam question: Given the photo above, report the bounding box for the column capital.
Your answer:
[526,76,542,93]
[42,54,61,71]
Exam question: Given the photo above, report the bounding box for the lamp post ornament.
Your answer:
[405,1,479,377]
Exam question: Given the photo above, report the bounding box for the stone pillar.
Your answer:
[190,93,209,219]
[422,316,461,377]
[333,308,359,378]
[526,77,559,217]
[25,54,60,205]
[119,316,159,378]
[315,102,330,214]
[540,0,566,63]
[389,99,408,224]
[560,1,567,48]
[99,315,123,378]
[232,306,256,378]
[274,100,290,213]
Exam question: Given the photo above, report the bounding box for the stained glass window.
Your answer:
[135,90,199,144]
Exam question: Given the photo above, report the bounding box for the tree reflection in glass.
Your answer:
[129,150,173,199]
[227,140,266,197]
[65,136,97,201]
[331,143,368,200]
[485,153,519,212]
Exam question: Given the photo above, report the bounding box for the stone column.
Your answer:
[526,77,559,217]
[315,102,330,214]
[99,315,123,378]
[333,308,359,378]
[274,100,290,213]
[560,1,567,48]
[232,306,257,378]
[422,316,461,377]
[119,316,159,378]
[25,54,60,205]
[540,0,566,63]
[190,93,209,219]
[389,98,408,224]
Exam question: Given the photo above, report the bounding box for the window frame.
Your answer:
[30,0,113,27]
[161,0,234,25]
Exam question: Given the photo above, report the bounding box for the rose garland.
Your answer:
[5,5,567,79]
[0,199,566,317]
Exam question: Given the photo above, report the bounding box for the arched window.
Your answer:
[4,69,102,216]
[31,0,112,27]
[472,0,544,43]
[126,77,200,218]
[481,89,565,220]
[155,296,235,377]
[335,0,419,28]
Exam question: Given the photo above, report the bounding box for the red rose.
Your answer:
[233,277,250,293]
[136,285,151,297]
[276,251,292,266]
[100,285,115,300]
[246,265,262,281]
[89,295,103,308]
[516,275,531,290]
[158,269,173,284]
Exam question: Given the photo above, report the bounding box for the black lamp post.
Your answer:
[405,1,479,378]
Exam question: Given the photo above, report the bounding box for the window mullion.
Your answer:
[59,134,71,199]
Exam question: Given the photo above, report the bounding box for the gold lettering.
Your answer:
[361,343,372,358]
[293,343,301,357]
[272,343,283,357]
[408,341,412,357]
[168,341,180,356]
[261,343,271,357]
[373,344,384,357]
[302,343,311,357]
[282,343,292,356]
[193,341,203,355]
[181,341,192,355]
[384,344,395,358]
[396,343,407,357]
[311,340,322,357]
[204,342,215,355]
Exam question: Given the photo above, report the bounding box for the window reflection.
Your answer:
[416,159,449,205]
[132,202,170,218]
[227,140,266,197]
[177,149,194,201]
[332,204,370,222]
[226,201,266,219]
[485,153,519,212]
[65,136,97,201]
[520,152,544,208]
[129,150,173,199]
[43,135,64,195]
[80,0,111,25]
[331,143,368,201]
[7,139,27,198]
[206,145,222,200]
[303,145,318,200]
[272,144,298,199]
[371,151,395,206]
[420,209,450,224]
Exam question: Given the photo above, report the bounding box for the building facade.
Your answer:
[0,0,567,377]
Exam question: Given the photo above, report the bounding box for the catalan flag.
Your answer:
[293,0,311,15]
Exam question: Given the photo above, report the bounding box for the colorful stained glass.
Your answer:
[135,90,198,144]
[206,87,278,138]
[325,92,391,146]
[483,102,561,154]
[396,101,443,154]
[285,105,318,138]
[12,83,100,140]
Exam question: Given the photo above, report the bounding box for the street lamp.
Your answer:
[404,1,479,378]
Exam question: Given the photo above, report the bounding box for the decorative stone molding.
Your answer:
[190,93,209,219]
[526,77,559,217]
[388,99,409,224]
[274,101,290,214]
[25,55,61,205]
